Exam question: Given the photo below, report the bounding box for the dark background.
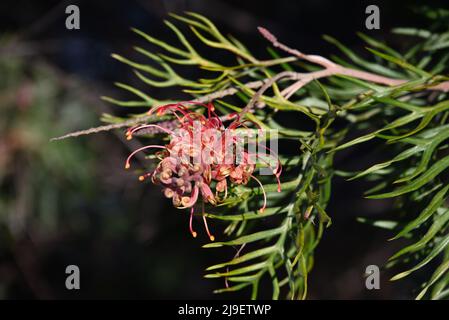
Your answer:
[0,0,446,299]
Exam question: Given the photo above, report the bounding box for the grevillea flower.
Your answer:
[124,101,281,241]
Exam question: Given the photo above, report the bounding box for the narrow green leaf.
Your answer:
[205,261,269,278]
[131,27,189,57]
[367,154,449,199]
[206,246,278,270]
[203,224,286,248]
[392,186,449,240]
[213,283,251,293]
[416,260,449,300]
[349,145,423,181]
[323,35,404,78]
[205,206,287,221]
[390,209,449,260]
[391,235,449,281]
[366,48,431,77]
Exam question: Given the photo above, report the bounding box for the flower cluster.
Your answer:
[125,102,281,240]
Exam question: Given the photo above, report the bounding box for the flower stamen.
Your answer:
[189,207,197,238]
[250,174,267,213]
[202,213,215,241]
[125,145,165,169]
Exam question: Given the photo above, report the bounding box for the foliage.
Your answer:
[0,57,99,298]
[0,58,96,238]
[93,9,449,299]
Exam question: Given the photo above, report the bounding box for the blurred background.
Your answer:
[0,0,446,299]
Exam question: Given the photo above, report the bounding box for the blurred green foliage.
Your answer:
[0,58,96,236]
[0,57,98,297]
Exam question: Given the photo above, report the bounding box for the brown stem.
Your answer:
[241,71,299,115]
[252,27,449,108]
[51,79,266,141]
[258,27,336,68]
